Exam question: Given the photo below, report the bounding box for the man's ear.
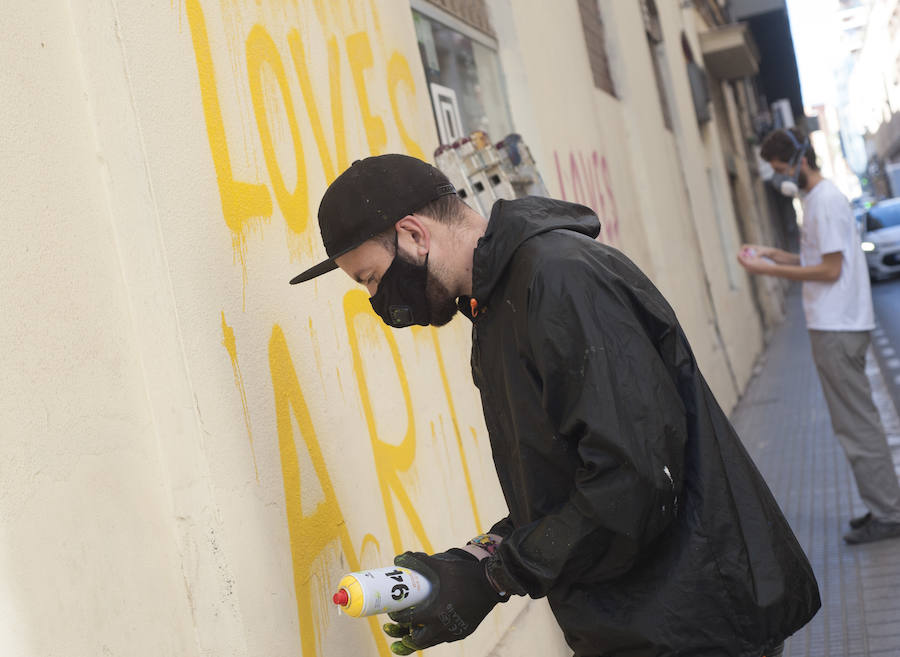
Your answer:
[395,215,430,257]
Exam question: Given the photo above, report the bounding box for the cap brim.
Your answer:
[289,258,339,284]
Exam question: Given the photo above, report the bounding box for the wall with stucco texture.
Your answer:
[0,2,200,655]
[491,0,764,409]
[1,1,569,656]
[1,1,771,656]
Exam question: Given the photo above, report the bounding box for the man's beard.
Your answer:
[425,267,459,326]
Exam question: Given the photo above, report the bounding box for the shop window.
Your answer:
[412,3,514,145]
[577,0,617,97]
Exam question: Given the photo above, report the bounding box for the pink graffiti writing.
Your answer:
[553,150,620,246]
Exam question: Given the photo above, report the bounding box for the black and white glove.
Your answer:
[382,549,509,655]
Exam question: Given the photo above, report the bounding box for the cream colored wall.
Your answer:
[489,0,648,261]
[596,0,739,404]
[850,0,900,135]
[2,1,566,656]
[1,1,771,656]
[491,0,764,409]
[1,2,199,655]
[708,69,788,332]
[660,3,764,398]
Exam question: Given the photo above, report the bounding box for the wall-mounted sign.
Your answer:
[430,83,464,145]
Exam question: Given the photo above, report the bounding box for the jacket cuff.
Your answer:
[488,516,516,539]
[484,553,527,599]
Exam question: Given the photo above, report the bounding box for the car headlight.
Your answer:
[861,241,876,252]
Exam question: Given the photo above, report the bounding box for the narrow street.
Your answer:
[732,282,900,656]
[871,277,900,413]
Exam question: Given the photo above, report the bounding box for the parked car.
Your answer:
[859,198,900,281]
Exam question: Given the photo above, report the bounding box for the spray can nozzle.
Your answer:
[332,589,350,607]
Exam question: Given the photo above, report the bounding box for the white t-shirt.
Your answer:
[799,179,874,331]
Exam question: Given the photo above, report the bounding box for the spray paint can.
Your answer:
[332,566,432,617]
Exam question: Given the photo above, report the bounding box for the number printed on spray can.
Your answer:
[332,566,432,617]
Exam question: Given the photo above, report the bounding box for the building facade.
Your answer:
[0,1,795,655]
[848,0,900,196]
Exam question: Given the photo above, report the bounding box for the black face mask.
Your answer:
[369,234,431,328]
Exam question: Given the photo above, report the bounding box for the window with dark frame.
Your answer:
[577,0,617,97]
[641,0,674,131]
[412,4,514,145]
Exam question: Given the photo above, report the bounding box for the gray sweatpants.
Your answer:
[809,330,900,523]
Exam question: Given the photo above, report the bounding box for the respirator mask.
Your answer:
[770,131,809,198]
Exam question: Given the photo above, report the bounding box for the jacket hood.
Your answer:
[472,197,600,304]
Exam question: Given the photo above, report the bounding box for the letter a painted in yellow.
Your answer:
[269,325,391,657]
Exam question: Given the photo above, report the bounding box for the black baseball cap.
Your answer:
[289,154,457,284]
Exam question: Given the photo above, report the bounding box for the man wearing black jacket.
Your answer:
[290,155,820,657]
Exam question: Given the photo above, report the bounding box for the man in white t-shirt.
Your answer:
[739,128,900,545]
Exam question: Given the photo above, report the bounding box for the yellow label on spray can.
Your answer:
[333,566,432,617]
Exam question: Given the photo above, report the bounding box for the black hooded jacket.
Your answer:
[461,197,820,657]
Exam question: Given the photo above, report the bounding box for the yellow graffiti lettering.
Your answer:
[343,290,433,554]
[185,0,272,246]
[387,52,425,160]
[346,31,387,157]
[288,30,348,185]
[222,312,260,482]
[246,24,309,235]
[428,328,482,532]
[269,325,390,657]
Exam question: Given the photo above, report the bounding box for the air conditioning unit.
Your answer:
[771,99,793,129]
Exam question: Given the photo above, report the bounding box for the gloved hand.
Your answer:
[382,548,508,655]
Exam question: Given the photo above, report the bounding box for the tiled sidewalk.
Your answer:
[731,289,900,657]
